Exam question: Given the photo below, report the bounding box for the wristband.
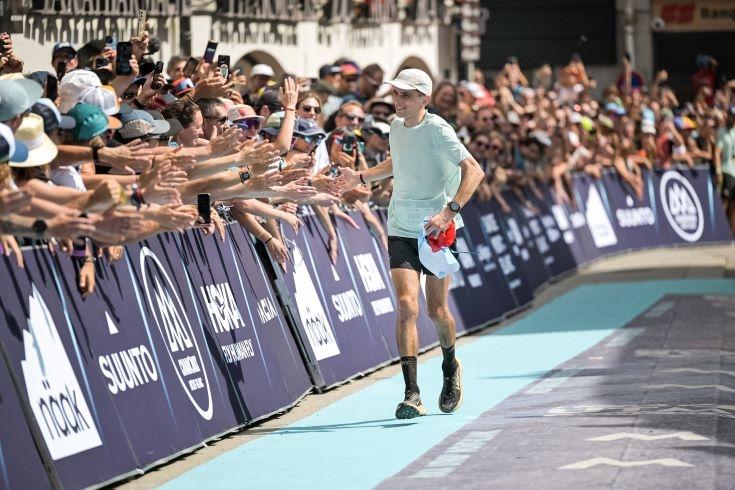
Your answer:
[359,172,366,185]
[91,145,102,165]
[285,107,296,111]
[263,236,273,245]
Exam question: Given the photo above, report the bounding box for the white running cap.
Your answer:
[385,69,432,95]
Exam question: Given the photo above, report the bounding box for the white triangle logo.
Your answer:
[105,311,119,335]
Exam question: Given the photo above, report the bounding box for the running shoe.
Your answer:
[439,357,463,413]
[395,391,427,419]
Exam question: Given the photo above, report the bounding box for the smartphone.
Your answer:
[115,41,133,76]
[105,35,117,50]
[197,193,211,225]
[137,9,147,37]
[94,57,110,69]
[56,60,67,80]
[203,41,218,64]
[217,54,230,79]
[0,33,9,54]
[182,56,198,78]
[152,60,164,89]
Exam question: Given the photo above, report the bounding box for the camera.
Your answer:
[341,132,358,154]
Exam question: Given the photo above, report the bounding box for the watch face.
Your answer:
[240,171,251,183]
[449,202,460,212]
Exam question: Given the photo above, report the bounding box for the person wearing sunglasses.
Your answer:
[296,92,322,121]
[227,104,265,142]
[334,100,365,132]
[198,97,228,140]
[341,63,384,105]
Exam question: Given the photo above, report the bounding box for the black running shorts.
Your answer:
[388,235,456,276]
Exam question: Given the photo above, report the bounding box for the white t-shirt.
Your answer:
[387,112,471,238]
[51,166,87,192]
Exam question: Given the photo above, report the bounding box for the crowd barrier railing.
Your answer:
[0,166,731,489]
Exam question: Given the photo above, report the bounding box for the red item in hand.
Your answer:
[427,221,456,252]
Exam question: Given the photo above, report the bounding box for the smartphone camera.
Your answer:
[197,193,211,225]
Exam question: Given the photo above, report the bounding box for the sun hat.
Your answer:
[385,69,433,96]
[58,69,101,113]
[10,114,59,167]
[0,79,43,122]
[294,118,326,137]
[0,123,29,164]
[227,104,255,123]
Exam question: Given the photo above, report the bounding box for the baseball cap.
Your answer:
[0,79,44,122]
[364,120,391,137]
[340,62,361,77]
[251,64,274,78]
[119,109,170,139]
[58,69,101,113]
[255,90,282,110]
[319,64,341,79]
[144,110,183,138]
[228,104,255,123]
[294,118,326,137]
[79,85,119,116]
[0,123,29,164]
[261,111,285,136]
[64,103,122,142]
[171,77,195,97]
[11,114,58,167]
[385,69,432,95]
[30,98,64,133]
[52,42,76,59]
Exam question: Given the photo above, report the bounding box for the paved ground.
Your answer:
[117,244,735,489]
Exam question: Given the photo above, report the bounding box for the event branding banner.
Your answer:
[0,166,730,489]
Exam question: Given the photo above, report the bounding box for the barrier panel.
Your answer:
[0,166,730,488]
[0,226,310,489]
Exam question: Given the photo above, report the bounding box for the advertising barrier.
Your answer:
[0,166,730,488]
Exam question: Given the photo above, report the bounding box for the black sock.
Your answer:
[441,345,457,377]
[400,356,419,395]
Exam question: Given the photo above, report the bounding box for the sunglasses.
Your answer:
[235,118,262,131]
[372,111,391,118]
[342,113,365,123]
[298,134,324,144]
[473,141,491,149]
[345,76,358,83]
[300,105,322,114]
[207,115,228,124]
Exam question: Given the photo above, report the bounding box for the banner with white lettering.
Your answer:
[176,226,311,420]
[500,190,551,294]
[0,252,138,489]
[474,198,534,308]
[454,202,518,326]
[571,173,623,256]
[523,185,578,278]
[0,333,54,489]
[125,234,245,433]
[275,211,394,388]
[650,167,731,246]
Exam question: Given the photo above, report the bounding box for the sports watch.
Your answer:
[239,167,251,184]
[447,201,461,213]
[32,219,47,238]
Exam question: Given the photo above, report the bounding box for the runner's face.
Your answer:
[391,88,426,119]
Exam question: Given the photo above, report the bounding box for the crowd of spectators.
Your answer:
[0,29,733,298]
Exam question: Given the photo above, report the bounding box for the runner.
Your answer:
[336,69,484,419]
